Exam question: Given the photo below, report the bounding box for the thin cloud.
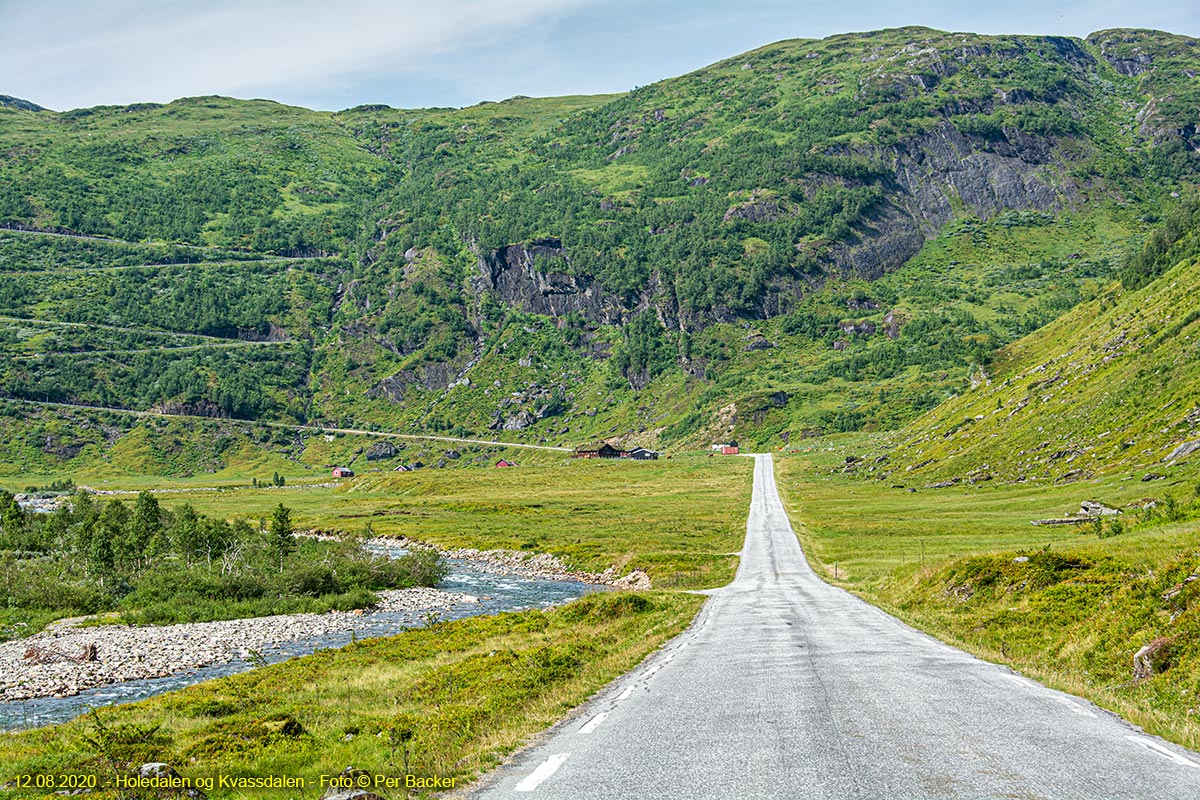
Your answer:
[0,0,594,109]
[1,0,1196,111]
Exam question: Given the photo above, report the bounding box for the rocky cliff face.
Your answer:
[474,238,626,324]
[0,95,45,112]
[828,121,1073,280]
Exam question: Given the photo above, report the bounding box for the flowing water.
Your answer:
[0,544,595,731]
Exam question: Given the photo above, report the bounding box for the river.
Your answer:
[0,544,595,731]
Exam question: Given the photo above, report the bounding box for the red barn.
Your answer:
[332,467,355,478]
[495,459,517,468]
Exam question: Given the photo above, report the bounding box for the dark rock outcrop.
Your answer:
[40,435,84,460]
[825,119,1073,281]
[724,194,786,223]
[474,239,624,323]
[365,441,397,461]
[840,320,877,336]
[368,362,461,402]
[148,401,229,419]
[0,95,45,112]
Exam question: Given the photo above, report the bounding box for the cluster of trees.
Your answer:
[813,310,997,384]
[611,311,676,387]
[0,490,447,633]
[1,491,296,580]
[0,343,310,420]
[0,237,343,421]
[1120,195,1200,290]
[0,230,260,272]
[0,262,313,339]
[252,472,286,488]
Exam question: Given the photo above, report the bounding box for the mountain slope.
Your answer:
[876,203,1200,484]
[1,27,1199,477]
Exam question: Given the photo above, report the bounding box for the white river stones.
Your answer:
[1,587,475,702]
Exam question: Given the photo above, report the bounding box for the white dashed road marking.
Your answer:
[578,712,608,735]
[514,753,571,792]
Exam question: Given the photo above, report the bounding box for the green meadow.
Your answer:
[113,455,755,590]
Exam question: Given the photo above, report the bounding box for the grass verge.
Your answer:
[0,591,704,799]
[775,447,1200,751]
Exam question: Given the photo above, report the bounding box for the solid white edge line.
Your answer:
[514,753,571,792]
[617,686,635,701]
[1125,735,1200,769]
[578,712,609,735]
[1051,695,1097,718]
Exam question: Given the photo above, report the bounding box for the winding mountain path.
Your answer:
[0,396,571,452]
[471,454,1200,799]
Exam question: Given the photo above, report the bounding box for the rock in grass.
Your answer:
[260,716,305,737]
[137,763,207,799]
[1164,439,1200,462]
[1079,500,1120,517]
[1133,638,1172,681]
[322,767,385,800]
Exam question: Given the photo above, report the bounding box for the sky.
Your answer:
[3,0,1198,112]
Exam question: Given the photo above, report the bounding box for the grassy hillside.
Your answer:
[1,27,1199,475]
[771,199,1200,754]
[874,207,1200,484]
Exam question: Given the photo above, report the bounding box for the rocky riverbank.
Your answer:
[0,587,476,702]
[373,537,652,590]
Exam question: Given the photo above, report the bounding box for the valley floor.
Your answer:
[3,450,1200,797]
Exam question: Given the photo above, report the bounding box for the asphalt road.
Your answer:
[470,454,1200,799]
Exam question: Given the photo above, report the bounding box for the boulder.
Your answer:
[261,716,305,737]
[1133,638,1171,681]
[723,195,784,223]
[1079,500,1120,517]
[322,768,384,800]
[365,442,397,461]
[138,764,207,799]
[139,763,177,779]
[1165,440,1200,462]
